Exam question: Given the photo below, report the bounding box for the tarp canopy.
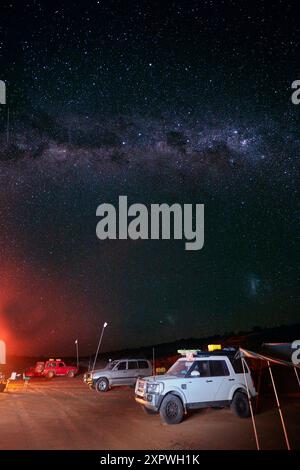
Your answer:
[239,346,300,368]
[238,343,299,451]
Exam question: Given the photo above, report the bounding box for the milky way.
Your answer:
[0,1,299,355]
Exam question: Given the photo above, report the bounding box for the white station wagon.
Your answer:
[84,358,152,392]
[135,349,257,424]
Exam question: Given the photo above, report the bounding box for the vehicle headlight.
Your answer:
[146,382,163,394]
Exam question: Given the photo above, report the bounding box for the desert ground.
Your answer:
[0,376,299,450]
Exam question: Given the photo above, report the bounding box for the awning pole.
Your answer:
[267,360,291,450]
[255,359,263,414]
[294,367,300,390]
[241,357,260,450]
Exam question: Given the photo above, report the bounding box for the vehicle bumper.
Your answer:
[135,393,162,412]
[83,374,95,386]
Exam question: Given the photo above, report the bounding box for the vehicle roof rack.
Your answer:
[178,348,237,358]
[178,349,203,357]
[115,358,148,361]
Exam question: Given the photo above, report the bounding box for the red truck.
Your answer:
[25,359,78,379]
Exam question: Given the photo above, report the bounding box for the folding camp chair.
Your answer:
[6,372,18,390]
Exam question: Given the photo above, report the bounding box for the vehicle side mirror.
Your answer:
[190,370,200,377]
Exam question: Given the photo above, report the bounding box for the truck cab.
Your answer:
[26,359,78,379]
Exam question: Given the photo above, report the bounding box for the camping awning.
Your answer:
[239,346,300,368]
[238,344,300,451]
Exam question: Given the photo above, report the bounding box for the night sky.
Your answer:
[0,1,299,356]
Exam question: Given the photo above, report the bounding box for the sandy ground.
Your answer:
[0,377,299,450]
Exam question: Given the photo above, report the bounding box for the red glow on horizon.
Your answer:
[0,261,94,356]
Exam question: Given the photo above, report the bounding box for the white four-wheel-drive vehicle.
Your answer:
[84,358,152,392]
[135,349,257,424]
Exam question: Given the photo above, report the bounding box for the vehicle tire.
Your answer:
[96,377,109,392]
[46,371,54,379]
[142,406,157,415]
[160,394,184,425]
[67,370,75,378]
[231,391,250,418]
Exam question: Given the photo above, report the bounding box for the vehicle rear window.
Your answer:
[209,360,230,377]
[128,361,138,370]
[231,358,244,374]
[138,361,149,369]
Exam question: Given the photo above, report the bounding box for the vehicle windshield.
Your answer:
[166,360,194,377]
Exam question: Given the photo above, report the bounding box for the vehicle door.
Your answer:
[45,361,56,375]
[208,360,232,401]
[111,361,128,385]
[127,361,139,385]
[57,362,67,376]
[184,360,222,405]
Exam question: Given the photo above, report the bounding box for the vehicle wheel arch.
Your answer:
[230,385,247,401]
[159,392,185,424]
[231,389,251,418]
[95,376,110,392]
[95,375,111,384]
[159,390,186,412]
